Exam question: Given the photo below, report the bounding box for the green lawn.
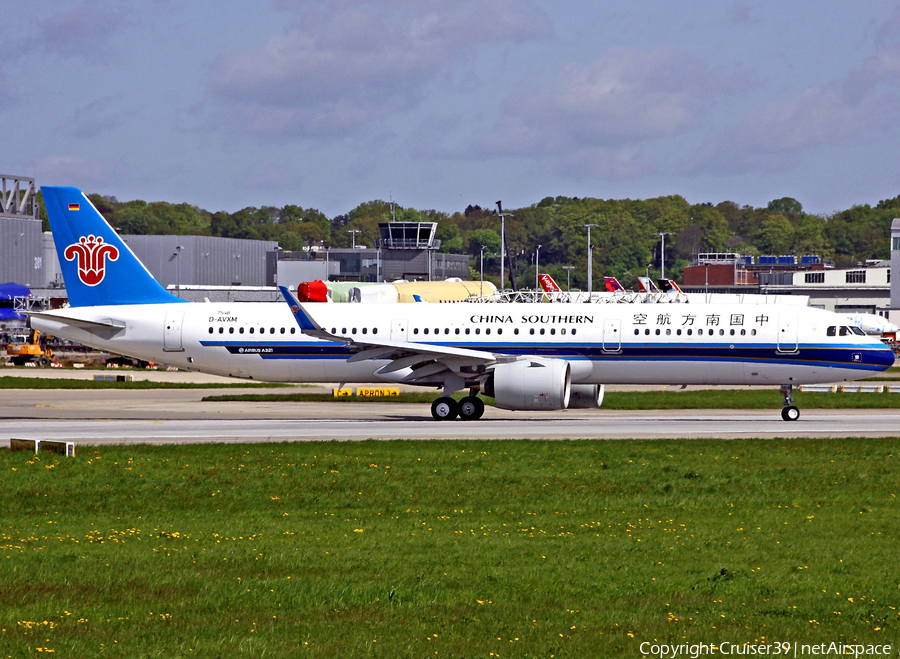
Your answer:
[203,389,900,410]
[0,376,288,390]
[1,439,898,657]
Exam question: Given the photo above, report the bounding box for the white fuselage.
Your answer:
[31,300,894,386]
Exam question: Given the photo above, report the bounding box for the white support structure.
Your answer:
[0,174,38,220]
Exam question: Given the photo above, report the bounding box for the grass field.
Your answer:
[203,388,900,410]
[2,439,898,657]
[0,377,288,390]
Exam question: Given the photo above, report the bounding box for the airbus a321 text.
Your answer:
[29,187,895,422]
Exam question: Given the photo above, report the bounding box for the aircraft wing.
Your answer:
[278,286,508,385]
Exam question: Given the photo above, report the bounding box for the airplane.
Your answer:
[28,187,896,423]
[538,274,562,293]
[656,278,683,294]
[297,279,497,303]
[0,282,31,323]
[637,276,659,293]
[844,313,898,336]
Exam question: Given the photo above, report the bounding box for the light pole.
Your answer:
[657,231,671,279]
[479,244,485,297]
[173,245,183,291]
[583,224,598,295]
[562,265,574,291]
[535,244,542,291]
[347,229,360,249]
[496,201,513,291]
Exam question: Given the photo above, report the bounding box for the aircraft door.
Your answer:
[602,319,621,353]
[164,310,185,352]
[776,314,799,353]
[390,318,408,342]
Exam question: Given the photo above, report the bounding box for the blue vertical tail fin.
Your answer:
[41,186,185,307]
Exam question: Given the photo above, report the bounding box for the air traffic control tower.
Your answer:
[377,221,468,281]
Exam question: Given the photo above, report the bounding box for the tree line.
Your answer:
[37,191,900,291]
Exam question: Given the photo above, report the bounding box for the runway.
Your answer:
[2,385,898,443]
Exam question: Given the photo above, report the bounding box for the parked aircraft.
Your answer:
[844,313,898,336]
[29,187,895,422]
[0,282,31,323]
[297,279,496,303]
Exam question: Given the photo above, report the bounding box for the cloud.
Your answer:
[31,155,113,186]
[205,0,551,139]
[691,41,900,175]
[478,46,746,178]
[68,97,125,139]
[724,2,761,26]
[32,0,136,64]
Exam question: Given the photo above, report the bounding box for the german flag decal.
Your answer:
[68,203,80,211]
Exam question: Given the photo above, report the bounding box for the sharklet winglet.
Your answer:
[277,286,347,342]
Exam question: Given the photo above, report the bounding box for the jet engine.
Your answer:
[567,384,605,408]
[485,359,571,410]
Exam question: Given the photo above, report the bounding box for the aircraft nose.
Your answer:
[873,342,897,369]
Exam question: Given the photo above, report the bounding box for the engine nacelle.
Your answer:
[486,359,571,411]
[567,384,605,408]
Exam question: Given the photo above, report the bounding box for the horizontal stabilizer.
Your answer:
[25,310,126,330]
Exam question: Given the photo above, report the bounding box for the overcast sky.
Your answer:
[7,0,900,217]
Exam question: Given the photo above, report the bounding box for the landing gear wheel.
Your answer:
[431,397,459,421]
[781,405,800,422]
[458,396,485,421]
[779,384,799,421]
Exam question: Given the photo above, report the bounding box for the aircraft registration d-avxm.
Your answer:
[31,187,895,422]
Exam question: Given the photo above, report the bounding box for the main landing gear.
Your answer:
[780,384,800,421]
[431,394,485,421]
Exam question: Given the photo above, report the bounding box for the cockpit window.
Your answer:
[839,326,850,336]
[827,326,836,337]
[850,326,865,336]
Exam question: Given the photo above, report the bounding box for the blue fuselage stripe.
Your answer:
[199,340,892,370]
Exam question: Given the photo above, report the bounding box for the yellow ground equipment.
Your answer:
[5,329,53,366]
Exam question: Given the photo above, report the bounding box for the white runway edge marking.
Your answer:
[3,413,900,444]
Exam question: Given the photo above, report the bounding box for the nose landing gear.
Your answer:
[780,385,800,421]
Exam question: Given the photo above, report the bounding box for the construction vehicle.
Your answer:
[5,329,53,366]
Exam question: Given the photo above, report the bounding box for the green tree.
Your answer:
[755,214,795,254]
[767,197,803,215]
[465,228,502,256]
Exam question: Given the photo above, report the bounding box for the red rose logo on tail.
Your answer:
[64,235,119,286]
